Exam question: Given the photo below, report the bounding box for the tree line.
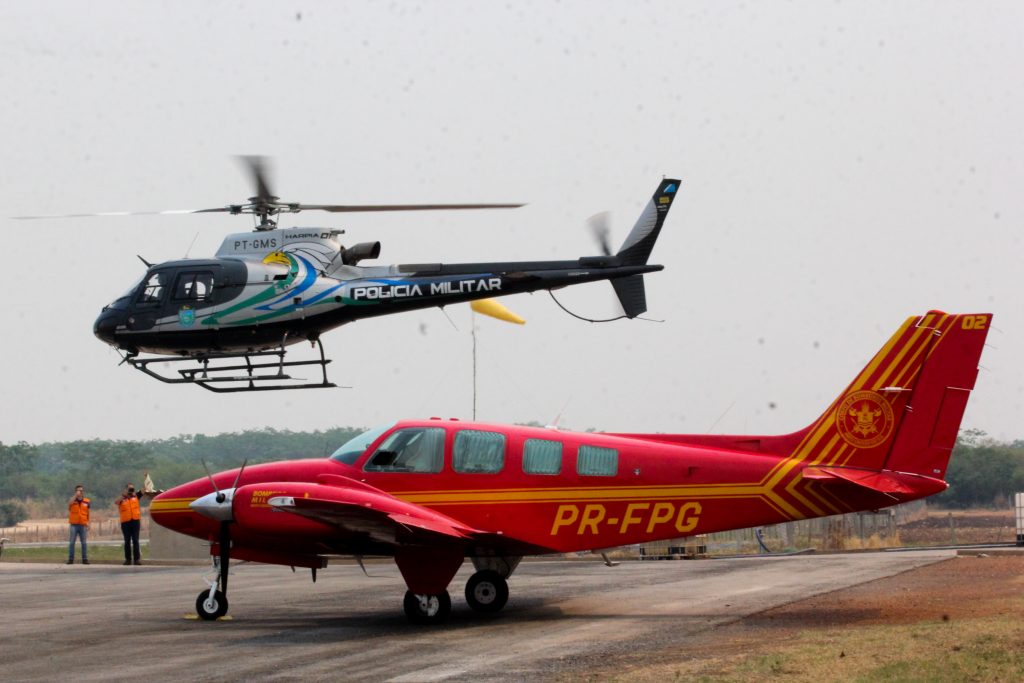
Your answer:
[1,427,1022,526]
[0,426,363,525]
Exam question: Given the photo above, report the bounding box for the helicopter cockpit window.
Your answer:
[173,271,215,302]
[105,274,146,310]
[136,271,169,306]
[363,427,445,473]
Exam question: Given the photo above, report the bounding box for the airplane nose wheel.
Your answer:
[465,570,509,613]
[196,589,228,620]
[403,590,451,624]
[195,521,232,621]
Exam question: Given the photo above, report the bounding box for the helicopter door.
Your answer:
[169,269,219,328]
[127,269,172,330]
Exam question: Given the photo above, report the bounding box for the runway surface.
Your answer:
[0,551,952,681]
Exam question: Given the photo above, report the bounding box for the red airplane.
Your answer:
[151,310,991,623]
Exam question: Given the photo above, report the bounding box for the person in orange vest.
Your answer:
[116,483,143,566]
[67,484,91,564]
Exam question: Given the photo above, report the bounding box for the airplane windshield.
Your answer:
[330,423,396,465]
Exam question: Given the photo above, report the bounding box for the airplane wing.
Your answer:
[269,494,475,544]
[235,480,481,547]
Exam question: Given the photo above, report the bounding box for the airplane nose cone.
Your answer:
[190,488,236,522]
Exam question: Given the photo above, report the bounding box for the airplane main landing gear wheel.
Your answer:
[196,589,228,621]
[403,590,451,624]
[465,570,509,613]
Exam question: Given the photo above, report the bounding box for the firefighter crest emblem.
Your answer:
[835,390,894,449]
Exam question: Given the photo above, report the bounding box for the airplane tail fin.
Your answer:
[609,178,680,317]
[791,311,991,480]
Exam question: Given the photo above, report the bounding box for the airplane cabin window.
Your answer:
[453,430,506,474]
[577,445,618,476]
[363,427,444,473]
[522,439,562,475]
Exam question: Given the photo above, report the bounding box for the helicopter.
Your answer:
[21,159,681,392]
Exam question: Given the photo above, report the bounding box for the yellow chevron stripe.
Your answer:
[758,494,794,520]
[874,315,935,388]
[783,475,827,516]
[767,315,918,487]
[825,442,850,467]
[763,489,804,520]
[800,477,843,514]
[396,484,766,505]
[816,481,856,513]
[390,480,755,497]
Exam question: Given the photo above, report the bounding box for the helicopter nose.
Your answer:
[93,310,121,345]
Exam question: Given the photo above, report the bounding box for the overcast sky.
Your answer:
[1,1,1020,445]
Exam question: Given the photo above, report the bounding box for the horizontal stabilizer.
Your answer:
[801,466,943,496]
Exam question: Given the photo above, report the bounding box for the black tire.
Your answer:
[403,590,451,624]
[465,570,509,613]
[196,589,228,621]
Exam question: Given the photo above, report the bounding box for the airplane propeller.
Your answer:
[200,459,248,505]
[13,155,524,229]
[193,459,248,612]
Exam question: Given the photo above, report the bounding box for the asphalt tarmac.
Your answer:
[0,550,952,681]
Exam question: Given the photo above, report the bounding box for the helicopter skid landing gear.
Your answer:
[127,337,339,393]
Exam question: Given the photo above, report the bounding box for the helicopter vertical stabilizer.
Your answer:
[608,179,680,317]
[616,179,679,267]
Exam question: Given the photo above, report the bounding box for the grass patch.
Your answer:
[1,544,149,563]
[615,615,1024,682]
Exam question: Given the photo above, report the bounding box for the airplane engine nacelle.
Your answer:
[342,241,381,265]
[232,484,336,536]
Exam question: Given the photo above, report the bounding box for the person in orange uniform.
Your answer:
[67,485,90,564]
[116,483,143,565]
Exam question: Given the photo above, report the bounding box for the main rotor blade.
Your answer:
[297,203,524,213]
[12,208,230,220]
[238,155,275,203]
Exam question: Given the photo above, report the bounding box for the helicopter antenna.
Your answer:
[183,232,200,259]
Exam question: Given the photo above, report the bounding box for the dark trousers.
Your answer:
[121,519,141,563]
